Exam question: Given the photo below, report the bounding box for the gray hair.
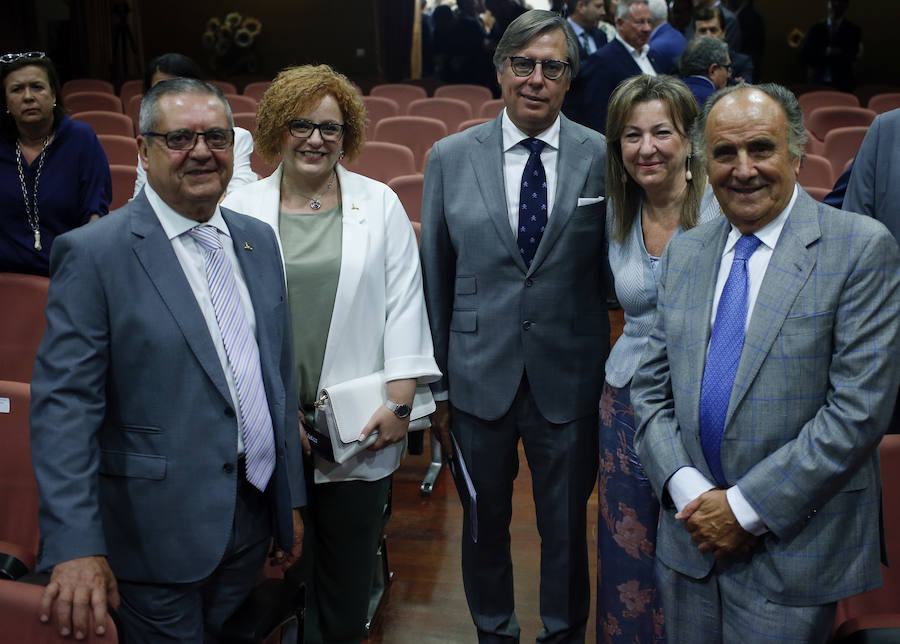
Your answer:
[647,0,668,24]
[692,83,808,166]
[679,35,729,77]
[494,9,580,78]
[139,77,233,134]
[616,0,649,20]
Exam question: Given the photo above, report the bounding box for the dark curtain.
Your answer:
[378,0,415,82]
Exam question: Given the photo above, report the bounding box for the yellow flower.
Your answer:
[242,16,262,37]
[225,12,243,28]
[234,27,254,48]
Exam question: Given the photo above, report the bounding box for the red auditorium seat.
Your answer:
[343,141,416,184]
[64,91,123,114]
[97,134,138,166]
[408,97,473,134]
[388,174,425,222]
[72,111,134,138]
[242,81,272,102]
[434,84,493,116]
[0,273,49,382]
[369,83,428,114]
[0,381,40,579]
[362,96,400,141]
[61,78,115,98]
[798,153,834,189]
[109,164,137,210]
[373,116,447,172]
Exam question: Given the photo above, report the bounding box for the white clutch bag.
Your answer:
[313,371,436,464]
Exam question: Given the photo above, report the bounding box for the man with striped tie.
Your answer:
[30,77,305,643]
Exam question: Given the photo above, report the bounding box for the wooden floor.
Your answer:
[366,310,623,643]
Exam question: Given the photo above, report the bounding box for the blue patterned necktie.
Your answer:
[188,224,276,492]
[699,234,762,487]
[517,138,547,268]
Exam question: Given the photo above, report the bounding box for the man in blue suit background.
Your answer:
[31,78,306,642]
[564,0,660,133]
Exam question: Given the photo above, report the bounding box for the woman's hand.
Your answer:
[358,377,417,451]
[359,405,411,451]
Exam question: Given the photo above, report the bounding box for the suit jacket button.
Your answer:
[225,407,236,417]
[525,278,533,287]
[223,462,235,474]
[522,320,533,330]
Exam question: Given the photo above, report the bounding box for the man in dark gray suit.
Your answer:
[31,78,305,642]
[632,84,900,642]
[421,10,609,643]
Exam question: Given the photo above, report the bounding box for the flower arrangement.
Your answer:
[202,12,263,76]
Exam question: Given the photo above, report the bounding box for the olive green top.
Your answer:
[279,204,343,408]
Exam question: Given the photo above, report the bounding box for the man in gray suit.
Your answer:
[632,84,900,642]
[31,78,305,642]
[421,10,609,643]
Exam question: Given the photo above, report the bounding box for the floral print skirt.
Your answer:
[597,380,665,643]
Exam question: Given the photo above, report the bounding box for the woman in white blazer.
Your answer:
[222,64,440,644]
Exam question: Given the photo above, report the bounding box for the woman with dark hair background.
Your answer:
[0,51,110,275]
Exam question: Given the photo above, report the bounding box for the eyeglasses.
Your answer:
[717,62,734,75]
[0,51,47,64]
[508,56,570,81]
[288,119,346,141]
[142,128,235,151]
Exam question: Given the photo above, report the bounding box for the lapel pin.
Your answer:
[351,203,359,210]
[243,242,254,251]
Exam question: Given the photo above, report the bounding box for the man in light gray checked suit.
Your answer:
[632,83,900,642]
[421,9,609,643]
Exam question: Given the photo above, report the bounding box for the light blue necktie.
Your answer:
[189,224,275,492]
[699,234,762,487]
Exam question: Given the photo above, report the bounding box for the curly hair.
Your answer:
[254,64,366,165]
[605,74,706,242]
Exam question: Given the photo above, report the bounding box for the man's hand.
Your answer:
[39,556,119,639]
[676,489,757,559]
[430,400,452,459]
[270,508,304,570]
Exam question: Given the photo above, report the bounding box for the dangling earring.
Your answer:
[620,172,628,184]
[339,149,345,160]
[685,153,693,182]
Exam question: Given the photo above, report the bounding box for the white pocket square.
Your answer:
[577,196,605,206]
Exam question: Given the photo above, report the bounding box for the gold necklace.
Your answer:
[15,135,52,251]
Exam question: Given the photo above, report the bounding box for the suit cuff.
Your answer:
[726,485,768,536]
[667,467,715,513]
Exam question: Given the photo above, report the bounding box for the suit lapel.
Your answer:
[725,191,821,425]
[687,218,731,431]
[130,197,232,404]
[319,179,369,386]
[470,118,528,272]
[224,208,286,418]
[528,118,591,273]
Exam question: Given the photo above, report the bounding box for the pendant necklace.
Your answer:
[295,171,336,211]
[16,135,52,251]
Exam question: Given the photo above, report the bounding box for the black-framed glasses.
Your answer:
[716,62,734,76]
[0,51,47,64]
[288,119,346,141]
[142,128,235,151]
[508,56,570,81]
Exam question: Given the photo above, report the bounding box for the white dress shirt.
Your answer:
[666,185,799,536]
[145,183,259,453]
[501,109,561,237]
[615,33,657,76]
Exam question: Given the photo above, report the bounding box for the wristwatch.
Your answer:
[385,399,412,419]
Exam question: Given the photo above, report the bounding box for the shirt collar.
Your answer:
[723,184,798,253]
[500,109,561,152]
[567,17,586,37]
[616,32,649,57]
[144,183,230,242]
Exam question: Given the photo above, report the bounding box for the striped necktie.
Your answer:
[188,224,275,491]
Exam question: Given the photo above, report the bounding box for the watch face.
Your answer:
[391,402,412,418]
